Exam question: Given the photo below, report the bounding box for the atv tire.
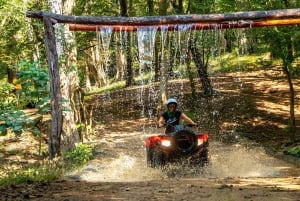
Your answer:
[199,148,209,166]
[172,129,197,154]
[147,149,165,168]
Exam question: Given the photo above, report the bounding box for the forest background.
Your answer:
[0,0,300,184]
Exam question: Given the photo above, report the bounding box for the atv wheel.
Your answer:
[147,149,165,168]
[200,148,209,161]
[192,148,209,167]
[173,129,197,154]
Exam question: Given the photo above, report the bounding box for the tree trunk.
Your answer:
[120,0,128,17]
[119,1,134,87]
[159,0,169,15]
[171,0,184,14]
[189,42,213,97]
[154,36,160,82]
[125,32,134,86]
[94,38,107,86]
[282,64,296,140]
[157,0,169,112]
[282,34,296,140]
[147,0,154,15]
[47,0,80,154]
[115,33,126,81]
[186,48,196,98]
[83,56,92,91]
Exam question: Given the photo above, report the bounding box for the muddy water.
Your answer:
[67,128,299,182]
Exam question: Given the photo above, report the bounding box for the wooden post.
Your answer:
[43,17,63,159]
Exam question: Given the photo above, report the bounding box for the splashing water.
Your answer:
[136,26,158,129]
[137,26,157,66]
[100,27,113,82]
[66,129,298,183]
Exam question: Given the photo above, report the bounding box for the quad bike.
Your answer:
[145,124,209,168]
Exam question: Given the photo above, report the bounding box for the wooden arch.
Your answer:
[26,8,300,157]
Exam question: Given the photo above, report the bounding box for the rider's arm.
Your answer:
[180,113,197,126]
[158,116,165,127]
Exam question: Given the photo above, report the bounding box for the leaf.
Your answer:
[14,130,22,136]
[13,125,23,131]
[287,145,300,156]
[0,125,8,136]
[32,127,41,136]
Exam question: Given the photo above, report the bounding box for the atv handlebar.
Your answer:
[185,123,197,127]
[159,123,197,128]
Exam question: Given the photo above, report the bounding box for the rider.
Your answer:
[158,98,197,128]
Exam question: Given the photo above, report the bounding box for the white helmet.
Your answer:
[166,98,177,107]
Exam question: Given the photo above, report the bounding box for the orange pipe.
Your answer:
[69,19,300,32]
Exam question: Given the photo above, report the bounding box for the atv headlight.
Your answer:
[197,139,203,145]
[161,139,171,147]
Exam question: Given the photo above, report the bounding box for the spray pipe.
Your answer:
[68,18,300,32]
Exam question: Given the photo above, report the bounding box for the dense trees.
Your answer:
[1,0,299,156]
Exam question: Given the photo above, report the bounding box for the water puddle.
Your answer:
[67,130,299,182]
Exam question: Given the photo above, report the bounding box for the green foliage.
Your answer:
[0,158,64,186]
[63,143,95,167]
[210,53,271,74]
[285,145,300,157]
[0,61,49,137]
[0,143,95,186]
[0,82,17,110]
[15,61,50,108]
[0,0,33,69]
[0,110,33,136]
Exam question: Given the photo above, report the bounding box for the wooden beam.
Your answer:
[26,8,300,26]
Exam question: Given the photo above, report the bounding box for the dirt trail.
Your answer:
[1,124,300,201]
[1,128,300,201]
[1,70,300,200]
[1,177,299,201]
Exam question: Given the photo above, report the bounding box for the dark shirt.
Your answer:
[161,110,182,125]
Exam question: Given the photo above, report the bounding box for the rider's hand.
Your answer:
[158,123,164,128]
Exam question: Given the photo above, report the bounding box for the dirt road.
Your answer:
[1,177,299,201]
[1,70,300,200]
[1,128,299,201]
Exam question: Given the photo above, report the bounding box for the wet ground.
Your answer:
[67,126,300,183]
[2,125,299,201]
[1,124,299,201]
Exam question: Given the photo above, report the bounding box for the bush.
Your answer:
[63,143,95,167]
[285,145,300,158]
[0,158,64,186]
[0,82,17,110]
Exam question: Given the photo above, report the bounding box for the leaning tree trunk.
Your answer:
[186,48,196,99]
[281,34,297,142]
[282,63,296,141]
[189,42,213,97]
